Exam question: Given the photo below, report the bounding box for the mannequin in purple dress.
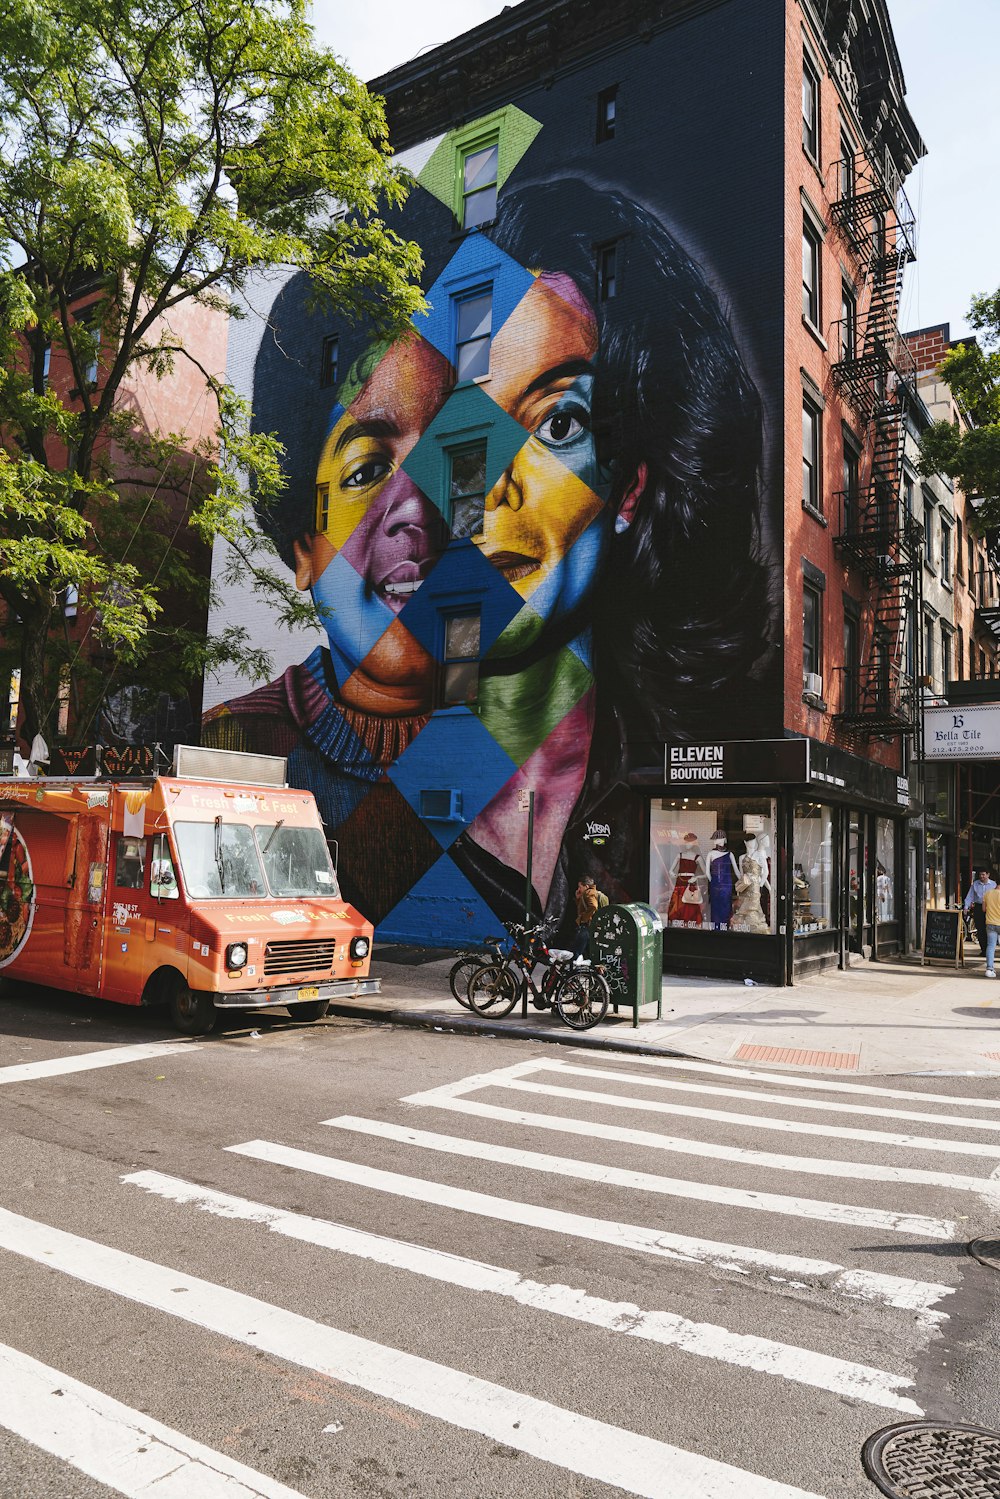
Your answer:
[707,831,739,930]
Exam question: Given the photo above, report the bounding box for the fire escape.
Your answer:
[830,152,921,738]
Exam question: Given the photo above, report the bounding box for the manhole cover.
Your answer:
[863,1421,1000,1497]
[968,1239,1000,1271]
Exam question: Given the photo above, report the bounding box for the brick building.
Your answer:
[902,322,1000,917]
[2,282,226,766]
[204,0,935,982]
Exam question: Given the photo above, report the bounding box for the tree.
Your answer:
[0,0,423,751]
[918,290,1000,527]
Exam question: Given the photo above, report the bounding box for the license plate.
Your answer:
[298,985,320,1001]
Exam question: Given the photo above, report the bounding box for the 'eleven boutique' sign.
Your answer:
[924,705,1000,759]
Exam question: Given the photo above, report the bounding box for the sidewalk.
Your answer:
[329,945,1000,1076]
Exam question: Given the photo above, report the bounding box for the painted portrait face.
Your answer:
[300,332,453,712]
[481,273,614,656]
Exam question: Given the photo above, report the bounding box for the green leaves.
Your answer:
[0,0,423,743]
[917,289,1000,527]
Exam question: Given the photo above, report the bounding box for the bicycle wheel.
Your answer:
[467,962,520,1018]
[448,955,481,1009]
[554,968,609,1030]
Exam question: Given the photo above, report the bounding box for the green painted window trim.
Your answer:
[448,107,523,224]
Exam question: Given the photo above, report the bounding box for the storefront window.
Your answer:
[925,833,948,909]
[650,799,776,934]
[875,818,896,922]
[793,802,832,935]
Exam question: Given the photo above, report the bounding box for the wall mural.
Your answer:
[204,105,776,944]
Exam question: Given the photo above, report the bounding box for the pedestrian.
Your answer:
[985,882,1000,978]
[571,876,599,962]
[963,869,996,957]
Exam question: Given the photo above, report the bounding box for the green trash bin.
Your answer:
[590,903,664,1028]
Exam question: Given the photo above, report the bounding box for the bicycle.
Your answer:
[448,934,510,1009]
[467,921,610,1030]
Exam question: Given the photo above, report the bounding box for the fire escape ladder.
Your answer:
[830,152,919,738]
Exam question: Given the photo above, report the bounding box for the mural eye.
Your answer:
[536,408,587,447]
[342,457,392,491]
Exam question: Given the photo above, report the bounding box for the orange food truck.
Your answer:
[0,744,378,1033]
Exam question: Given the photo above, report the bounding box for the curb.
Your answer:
[326,1001,693,1060]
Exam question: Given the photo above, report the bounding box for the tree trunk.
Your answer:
[18,601,54,754]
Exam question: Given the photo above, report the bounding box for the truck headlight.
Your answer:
[226,941,249,970]
[349,936,370,961]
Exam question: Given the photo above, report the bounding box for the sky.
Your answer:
[310,0,1000,343]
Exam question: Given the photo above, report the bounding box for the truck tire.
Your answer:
[287,999,329,1021]
[168,977,217,1035]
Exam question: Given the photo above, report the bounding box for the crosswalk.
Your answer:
[3,1042,999,1497]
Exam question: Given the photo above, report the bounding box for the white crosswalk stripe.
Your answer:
[0,1205,824,1499]
[0,1341,308,1499]
[325,1113,958,1238]
[4,1043,997,1499]
[531,1057,1000,1133]
[122,1169,922,1411]
[404,1079,1000,1194]
[226,1137,953,1321]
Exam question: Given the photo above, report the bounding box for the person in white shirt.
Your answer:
[964,870,997,957]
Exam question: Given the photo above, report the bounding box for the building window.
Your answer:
[802,56,819,160]
[315,482,331,533]
[63,584,78,619]
[842,431,860,531]
[461,140,498,229]
[940,523,952,584]
[839,135,856,199]
[941,623,953,685]
[441,610,481,706]
[802,397,821,513]
[793,801,833,935]
[596,85,617,143]
[57,668,71,738]
[839,281,857,361]
[454,289,492,381]
[904,608,916,682]
[970,636,977,678]
[78,318,100,387]
[42,343,51,389]
[923,501,934,570]
[956,517,964,579]
[447,443,487,540]
[968,532,976,587]
[649,797,776,935]
[957,626,964,680]
[903,472,914,518]
[802,582,822,683]
[924,614,935,687]
[597,242,618,302]
[843,607,860,713]
[320,335,339,389]
[802,220,820,326]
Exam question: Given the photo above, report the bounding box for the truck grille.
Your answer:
[263,939,335,976]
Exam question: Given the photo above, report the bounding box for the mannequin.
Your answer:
[731,834,770,934]
[666,832,705,927]
[707,830,739,930]
[792,862,813,930]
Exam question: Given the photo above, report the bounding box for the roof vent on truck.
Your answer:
[171,744,288,788]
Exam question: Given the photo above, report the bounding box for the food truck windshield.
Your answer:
[171,820,340,901]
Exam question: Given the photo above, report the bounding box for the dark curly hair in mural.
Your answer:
[490,176,769,752]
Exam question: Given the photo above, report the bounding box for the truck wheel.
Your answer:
[287,1000,329,1021]
[169,979,217,1035]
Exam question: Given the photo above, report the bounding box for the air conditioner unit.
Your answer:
[420,788,464,822]
[803,672,823,698]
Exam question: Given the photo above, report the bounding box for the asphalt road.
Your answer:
[1,981,1000,1498]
